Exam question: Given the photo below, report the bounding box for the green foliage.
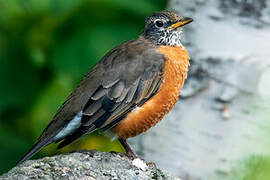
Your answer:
[240,156,270,180]
[221,156,270,180]
[0,0,166,174]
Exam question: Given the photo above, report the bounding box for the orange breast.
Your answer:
[113,45,190,139]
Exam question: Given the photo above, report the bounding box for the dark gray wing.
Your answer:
[57,40,165,148]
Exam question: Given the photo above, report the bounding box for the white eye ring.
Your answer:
[154,19,164,28]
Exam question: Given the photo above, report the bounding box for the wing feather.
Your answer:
[108,81,125,99]
[83,99,103,115]
[125,78,140,103]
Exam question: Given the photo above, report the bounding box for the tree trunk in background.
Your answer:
[130,0,270,179]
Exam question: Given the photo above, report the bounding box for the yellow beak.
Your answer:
[168,17,193,29]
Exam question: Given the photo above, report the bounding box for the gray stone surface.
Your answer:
[0,150,179,180]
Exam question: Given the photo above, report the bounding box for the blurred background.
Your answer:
[1,0,270,180]
[0,0,166,174]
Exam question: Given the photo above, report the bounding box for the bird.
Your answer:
[17,10,193,165]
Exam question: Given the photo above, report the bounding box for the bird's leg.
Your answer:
[119,138,138,159]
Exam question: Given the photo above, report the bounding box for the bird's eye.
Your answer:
[155,20,164,28]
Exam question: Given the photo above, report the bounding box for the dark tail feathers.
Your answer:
[16,139,52,166]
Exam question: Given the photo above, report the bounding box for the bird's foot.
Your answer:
[124,151,139,160]
[118,138,139,160]
[110,151,124,157]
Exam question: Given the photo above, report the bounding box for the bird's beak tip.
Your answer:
[168,17,193,29]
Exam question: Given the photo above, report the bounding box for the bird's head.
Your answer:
[142,10,193,47]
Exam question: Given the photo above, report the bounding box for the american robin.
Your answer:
[17,10,193,165]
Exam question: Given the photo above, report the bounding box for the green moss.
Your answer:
[150,167,165,180]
